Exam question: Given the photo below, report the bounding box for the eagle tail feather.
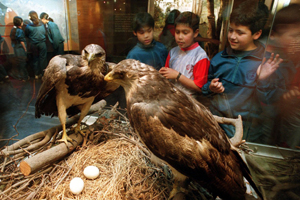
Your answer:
[233,150,263,200]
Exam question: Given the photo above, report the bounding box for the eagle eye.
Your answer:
[95,53,103,57]
[118,72,124,79]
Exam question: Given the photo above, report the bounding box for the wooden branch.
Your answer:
[19,100,107,176]
[213,115,245,147]
[1,100,107,157]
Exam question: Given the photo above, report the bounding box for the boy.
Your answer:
[127,12,168,70]
[201,1,286,142]
[269,4,300,149]
[159,11,210,99]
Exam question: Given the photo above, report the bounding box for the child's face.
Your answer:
[134,26,153,46]
[175,24,198,49]
[228,23,261,51]
[272,24,300,64]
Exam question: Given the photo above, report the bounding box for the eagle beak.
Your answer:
[87,53,95,65]
[104,72,114,82]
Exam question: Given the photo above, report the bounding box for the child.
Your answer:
[40,12,65,56]
[159,9,181,51]
[25,11,47,79]
[126,12,168,70]
[269,4,300,149]
[159,11,210,100]
[10,16,29,81]
[201,1,287,142]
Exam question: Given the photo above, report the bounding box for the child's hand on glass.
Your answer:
[257,53,283,80]
[209,78,224,93]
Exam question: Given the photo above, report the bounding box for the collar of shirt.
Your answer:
[181,42,199,51]
[137,40,156,49]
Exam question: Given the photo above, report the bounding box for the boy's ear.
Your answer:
[133,31,137,36]
[253,29,262,40]
[194,29,199,38]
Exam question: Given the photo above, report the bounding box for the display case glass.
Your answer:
[0,0,299,160]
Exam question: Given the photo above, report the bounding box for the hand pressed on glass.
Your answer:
[257,53,283,80]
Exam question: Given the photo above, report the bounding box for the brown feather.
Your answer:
[104,59,262,200]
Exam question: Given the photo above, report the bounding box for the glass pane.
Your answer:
[259,0,300,150]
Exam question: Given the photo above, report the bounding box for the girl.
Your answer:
[40,12,65,56]
[10,16,29,81]
[25,11,47,79]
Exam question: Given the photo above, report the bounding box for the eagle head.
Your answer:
[82,44,107,73]
[104,59,156,88]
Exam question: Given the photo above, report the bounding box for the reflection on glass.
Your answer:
[264,2,300,150]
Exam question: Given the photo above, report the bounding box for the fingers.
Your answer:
[266,53,282,66]
[209,78,224,93]
[211,78,219,83]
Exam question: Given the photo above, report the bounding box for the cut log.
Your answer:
[20,133,83,176]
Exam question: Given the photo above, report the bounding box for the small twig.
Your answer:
[134,171,156,187]
[99,130,151,157]
[1,157,8,172]
[25,174,49,200]
[140,174,159,193]
[54,161,75,190]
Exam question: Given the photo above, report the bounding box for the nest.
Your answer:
[36,139,171,199]
[0,104,211,200]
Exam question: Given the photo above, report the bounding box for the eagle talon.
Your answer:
[57,134,73,146]
[74,125,86,137]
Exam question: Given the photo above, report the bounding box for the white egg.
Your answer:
[83,165,100,179]
[69,177,84,194]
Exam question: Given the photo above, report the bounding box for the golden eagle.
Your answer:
[104,59,262,200]
[35,44,119,144]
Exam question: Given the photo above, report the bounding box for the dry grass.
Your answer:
[36,139,172,200]
[0,110,175,200]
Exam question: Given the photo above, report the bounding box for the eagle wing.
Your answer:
[128,86,246,199]
[35,54,81,118]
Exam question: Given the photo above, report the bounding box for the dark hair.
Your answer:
[11,16,23,42]
[272,4,300,33]
[230,1,269,34]
[161,9,181,36]
[174,11,200,32]
[29,11,40,25]
[40,12,54,22]
[13,16,23,27]
[132,12,154,32]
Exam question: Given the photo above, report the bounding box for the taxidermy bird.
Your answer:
[35,44,119,145]
[104,59,262,200]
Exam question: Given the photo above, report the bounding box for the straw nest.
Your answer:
[0,107,212,200]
